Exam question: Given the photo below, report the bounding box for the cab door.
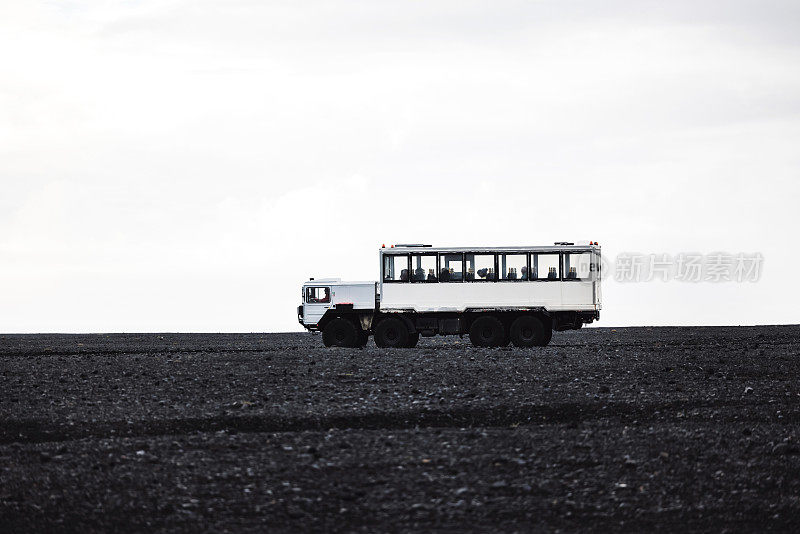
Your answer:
[303,286,332,326]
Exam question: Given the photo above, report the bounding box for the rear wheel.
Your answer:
[469,316,506,347]
[374,317,410,348]
[510,315,546,348]
[322,318,358,347]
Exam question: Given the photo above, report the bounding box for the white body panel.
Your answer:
[381,280,596,312]
[330,282,376,309]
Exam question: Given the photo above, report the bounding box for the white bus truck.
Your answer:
[298,243,602,348]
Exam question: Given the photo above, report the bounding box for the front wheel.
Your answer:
[322,318,358,347]
[374,317,410,348]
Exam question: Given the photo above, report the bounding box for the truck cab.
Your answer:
[298,279,377,343]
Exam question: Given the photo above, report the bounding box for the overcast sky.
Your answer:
[1,1,799,332]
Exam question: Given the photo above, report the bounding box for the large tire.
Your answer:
[374,317,410,348]
[405,332,420,348]
[322,318,358,348]
[469,316,506,347]
[510,315,546,348]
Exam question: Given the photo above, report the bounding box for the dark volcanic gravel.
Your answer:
[2,326,800,532]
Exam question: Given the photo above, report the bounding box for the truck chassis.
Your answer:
[308,309,598,348]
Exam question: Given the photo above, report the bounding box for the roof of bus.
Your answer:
[381,244,599,254]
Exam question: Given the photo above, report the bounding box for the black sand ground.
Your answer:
[1,326,799,532]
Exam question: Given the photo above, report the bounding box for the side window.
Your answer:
[564,252,593,280]
[383,254,409,282]
[305,286,331,303]
[410,254,438,282]
[439,253,463,282]
[531,253,560,281]
[500,254,527,281]
[465,253,496,281]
